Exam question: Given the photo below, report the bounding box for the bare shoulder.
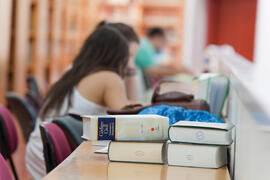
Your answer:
[77,71,124,106]
[93,71,123,85]
[96,70,122,80]
[79,70,123,88]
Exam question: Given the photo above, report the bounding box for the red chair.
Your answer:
[5,92,37,142]
[0,105,18,180]
[0,153,13,180]
[40,123,72,173]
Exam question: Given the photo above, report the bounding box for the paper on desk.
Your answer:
[92,140,110,146]
[94,146,108,154]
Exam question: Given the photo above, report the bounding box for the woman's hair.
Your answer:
[97,21,139,43]
[40,26,129,120]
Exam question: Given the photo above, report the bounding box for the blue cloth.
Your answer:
[138,105,224,126]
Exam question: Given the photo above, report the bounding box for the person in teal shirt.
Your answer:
[135,38,156,70]
[135,28,184,78]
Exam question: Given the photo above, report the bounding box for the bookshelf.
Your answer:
[28,0,94,91]
[0,1,13,103]
[29,0,49,94]
[47,0,63,85]
[0,0,186,102]
[98,0,143,36]
[48,0,94,85]
[12,0,30,97]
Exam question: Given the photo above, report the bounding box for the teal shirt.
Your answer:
[135,38,155,70]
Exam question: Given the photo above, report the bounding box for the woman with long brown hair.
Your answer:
[26,24,140,179]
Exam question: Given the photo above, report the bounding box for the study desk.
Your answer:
[43,141,231,180]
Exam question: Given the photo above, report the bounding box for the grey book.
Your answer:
[108,141,167,164]
[169,121,234,146]
[168,142,227,168]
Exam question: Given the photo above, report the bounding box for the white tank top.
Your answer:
[25,88,107,179]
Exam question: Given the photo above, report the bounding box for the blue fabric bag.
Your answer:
[138,105,224,126]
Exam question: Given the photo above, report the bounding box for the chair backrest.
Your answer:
[0,106,19,179]
[0,106,18,155]
[0,154,13,180]
[26,76,42,101]
[25,91,41,115]
[40,123,72,173]
[5,92,36,141]
[53,115,83,151]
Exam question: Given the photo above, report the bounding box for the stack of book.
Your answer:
[82,115,169,164]
[82,115,233,168]
[167,121,234,168]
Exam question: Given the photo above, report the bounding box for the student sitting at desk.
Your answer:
[98,22,140,101]
[26,24,139,179]
[135,28,186,88]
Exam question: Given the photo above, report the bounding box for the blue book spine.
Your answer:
[97,117,116,140]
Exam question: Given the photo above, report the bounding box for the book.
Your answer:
[168,142,227,168]
[108,162,166,180]
[81,115,169,141]
[196,73,229,117]
[169,121,234,145]
[108,141,167,164]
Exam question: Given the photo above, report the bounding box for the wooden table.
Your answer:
[43,141,231,180]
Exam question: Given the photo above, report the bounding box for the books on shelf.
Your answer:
[81,115,169,141]
[143,0,184,7]
[167,142,227,168]
[169,121,234,145]
[108,141,167,164]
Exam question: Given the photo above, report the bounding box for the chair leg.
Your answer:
[9,157,19,180]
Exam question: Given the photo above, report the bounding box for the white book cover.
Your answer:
[168,142,227,168]
[169,121,234,145]
[81,115,169,141]
[171,121,234,130]
[108,141,167,164]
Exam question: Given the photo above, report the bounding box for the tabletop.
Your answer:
[43,141,231,180]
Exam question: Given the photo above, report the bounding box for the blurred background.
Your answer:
[0,0,257,102]
[2,0,270,180]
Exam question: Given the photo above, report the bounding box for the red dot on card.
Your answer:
[151,128,155,131]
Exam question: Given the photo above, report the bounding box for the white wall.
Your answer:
[231,88,270,180]
[253,0,270,115]
[208,45,270,180]
[182,0,208,74]
[185,0,270,178]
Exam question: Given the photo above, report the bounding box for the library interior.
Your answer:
[0,0,269,180]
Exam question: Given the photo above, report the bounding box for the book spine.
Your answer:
[168,126,173,142]
[108,141,112,161]
[169,127,233,146]
[162,142,168,164]
[91,117,169,141]
[108,142,166,164]
[168,144,226,168]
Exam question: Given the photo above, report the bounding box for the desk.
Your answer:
[43,141,231,180]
